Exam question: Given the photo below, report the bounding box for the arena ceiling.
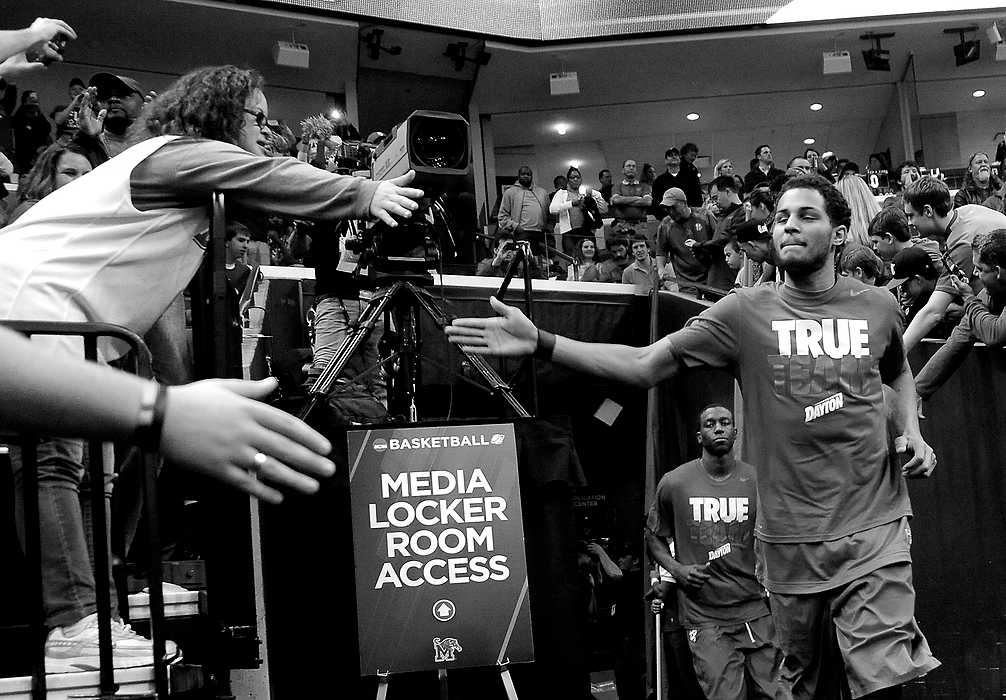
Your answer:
[215,0,1006,41]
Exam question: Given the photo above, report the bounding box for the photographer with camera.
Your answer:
[0,63,422,671]
[476,231,547,279]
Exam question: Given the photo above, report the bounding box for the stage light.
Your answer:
[804,138,816,145]
[973,89,987,98]
[330,108,343,120]
[554,123,569,135]
[810,103,823,111]
[860,32,894,71]
[686,112,700,121]
[569,160,581,168]
[945,26,981,67]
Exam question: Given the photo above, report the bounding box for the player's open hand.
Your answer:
[445,296,538,357]
[895,432,936,479]
[160,377,336,503]
[370,169,424,227]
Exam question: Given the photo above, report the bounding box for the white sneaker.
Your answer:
[44,612,180,672]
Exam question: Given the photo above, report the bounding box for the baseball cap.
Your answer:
[89,73,142,99]
[735,219,772,243]
[886,247,938,289]
[660,187,688,207]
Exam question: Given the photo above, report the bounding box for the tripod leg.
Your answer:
[299,283,400,421]
[406,284,530,418]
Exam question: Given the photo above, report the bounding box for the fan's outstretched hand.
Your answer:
[445,296,538,357]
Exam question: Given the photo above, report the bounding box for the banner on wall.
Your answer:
[348,423,534,674]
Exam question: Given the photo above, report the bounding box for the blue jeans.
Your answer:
[310,295,386,404]
[11,437,117,629]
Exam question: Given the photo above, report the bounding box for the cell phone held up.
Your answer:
[26,32,70,66]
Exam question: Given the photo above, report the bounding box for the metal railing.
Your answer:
[0,321,169,699]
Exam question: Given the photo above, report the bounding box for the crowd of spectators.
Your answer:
[1,16,1004,697]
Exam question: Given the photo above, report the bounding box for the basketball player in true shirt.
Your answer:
[447,174,939,699]
[646,404,778,699]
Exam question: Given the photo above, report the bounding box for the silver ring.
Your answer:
[253,452,268,468]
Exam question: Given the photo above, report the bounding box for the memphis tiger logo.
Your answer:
[433,637,463,663]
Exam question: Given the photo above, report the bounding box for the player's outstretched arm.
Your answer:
[0,327,334,503]
[445,296,679,387]
[888,358,937,479]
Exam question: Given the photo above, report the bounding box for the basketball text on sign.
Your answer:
[348,424,534,674]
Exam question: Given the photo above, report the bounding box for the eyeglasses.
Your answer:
[243,108,268,129]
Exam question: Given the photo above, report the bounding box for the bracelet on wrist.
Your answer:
[134,383,169,451]
[533,329,556,361]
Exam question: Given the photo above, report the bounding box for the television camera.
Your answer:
[334,110,471,281]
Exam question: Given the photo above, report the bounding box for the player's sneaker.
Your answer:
[44,613,180,672]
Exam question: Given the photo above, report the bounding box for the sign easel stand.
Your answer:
[438,663,449,700]
[498,658,520,700]
[371,662,521,700]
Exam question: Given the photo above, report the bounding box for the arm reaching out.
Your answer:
[445,296,679,387]
[0,18,78,78]
[0,326,334,503]
[369,170,424,227]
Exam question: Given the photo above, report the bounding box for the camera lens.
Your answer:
[410,117,468,170]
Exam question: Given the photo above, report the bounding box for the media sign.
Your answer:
[348,424,534,674]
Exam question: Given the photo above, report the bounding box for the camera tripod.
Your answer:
[297,265,535,424]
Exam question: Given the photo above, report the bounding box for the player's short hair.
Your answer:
[904,177,952,218]
[697,404,733,429]
[974,229,1006,268]
[664,147,680,159]
[869,207,912,243]
[779,174,852,229]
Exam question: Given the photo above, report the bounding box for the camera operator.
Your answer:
[0,64,422,672]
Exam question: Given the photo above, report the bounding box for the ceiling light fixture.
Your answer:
[569,160,581,168]
[973,89,987,97]
[555,123,569,135]
[803,138,816,145]
[686,112,700,121]
[810,103,823,111]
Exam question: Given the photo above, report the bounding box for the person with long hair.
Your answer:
[5,140,95,224]
[953,151,1001,208]
[835,170,880,246]
[550,165,607,256]
[566,237,601,281]
[713,158,745,194]
[0,64,423,672]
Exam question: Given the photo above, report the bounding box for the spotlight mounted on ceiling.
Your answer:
[860,32,894,71]
[945,26,981,67]
[444,42,491,71]
[361,28,402,61]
